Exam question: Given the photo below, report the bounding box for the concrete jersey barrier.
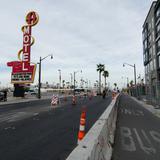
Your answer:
[66,94,119,160]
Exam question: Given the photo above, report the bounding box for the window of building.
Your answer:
[144,53,146,62]
[157,39,160,52]
[142,32,145,41]
[156,23,160,39]
[144,51,148,62]
[144,40,147,49]
[157,23,160,32]
[158,55,160,68]
[149,34,152,43]
[148,23,151,30]
[152,17,154,28]
[152,58,155,70]
[153,45,155,56]
[152,31,155,41]
[145,28,147,34]
[149,47,152,60]
[147,63,149,73]
[145,53,147,62]
[153,58,156,70]
[145,66,147,74]
[150,61,153,71]
[146,75,149,83]
[158,39,160,47]
[156,7,160,18]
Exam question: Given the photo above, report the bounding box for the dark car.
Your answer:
[0,92,5,101]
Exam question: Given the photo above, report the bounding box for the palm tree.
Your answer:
[130,80,134,87]
[97,64,105,94]
[103,70,109,90]
[62,80,65,88]
[114,83,117,88]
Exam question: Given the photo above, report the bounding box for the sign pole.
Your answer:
[7,11,39,97]
[38,57,41,99]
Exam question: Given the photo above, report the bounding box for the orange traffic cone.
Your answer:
[78,107,86,144]
[112,92,116,99]
[72,95,76,105]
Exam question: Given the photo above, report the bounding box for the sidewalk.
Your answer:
[0,96,49,106]
[132,97,160,118]
[0,93,61,106]
[112,94,160,160]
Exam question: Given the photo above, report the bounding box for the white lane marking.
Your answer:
[33,117,39,121]
[4,126,16,130]
[135,110,144,116]
[0,106,51,123]
[7,112,28,122]
[150,131,160,143]
[133,128,156,155]
[33,113,39,116]
[120,127,160,154]
[124,109,132,115]
[120,127,136,151]
[120,108,144,116]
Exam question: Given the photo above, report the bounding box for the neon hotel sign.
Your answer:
[7,11,39,84]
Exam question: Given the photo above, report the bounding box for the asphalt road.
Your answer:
[0,95,111,160]
[112,94,160,160]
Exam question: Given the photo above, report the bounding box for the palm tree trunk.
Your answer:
[99,72,101,94]
[105,77,106,90]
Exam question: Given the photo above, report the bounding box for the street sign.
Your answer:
[7,11,39,84]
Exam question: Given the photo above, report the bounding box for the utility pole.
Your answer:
[70,73,73,88]
[73,72,76,96]
[38,57,42,99]
[38,54,53,99]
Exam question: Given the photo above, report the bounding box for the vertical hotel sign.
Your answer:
[7,11,39,84]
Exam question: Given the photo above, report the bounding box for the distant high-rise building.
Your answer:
[142,1,160,103]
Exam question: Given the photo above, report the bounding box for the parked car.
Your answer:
[25,89,37,96]
[30,90,37,95]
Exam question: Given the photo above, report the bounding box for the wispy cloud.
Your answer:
[0,0,153,87]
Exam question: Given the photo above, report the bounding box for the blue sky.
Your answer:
[0,0,153,88]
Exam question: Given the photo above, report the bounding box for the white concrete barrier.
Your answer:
[66,94,119,160]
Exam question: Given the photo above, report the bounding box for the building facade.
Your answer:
[155,0,160,81]
[142,1,160,105]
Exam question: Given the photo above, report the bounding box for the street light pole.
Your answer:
[123,62,137,96]
[38,57,42,99]
[73,70,82,95]
[127,77,129,85]
[58,69,61,89]
[70,73,73,88]
[134,64,136,86]
[37,54,53,99]
[123,63,136,86]
[73,71,76,96]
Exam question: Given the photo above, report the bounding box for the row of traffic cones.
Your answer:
[51,94,68,106]
[51,92,94,107]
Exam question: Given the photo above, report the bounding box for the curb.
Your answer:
[131,96,160,118]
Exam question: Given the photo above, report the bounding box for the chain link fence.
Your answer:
[127,82,160,107]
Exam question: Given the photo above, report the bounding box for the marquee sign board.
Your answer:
[7,11,39,84]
